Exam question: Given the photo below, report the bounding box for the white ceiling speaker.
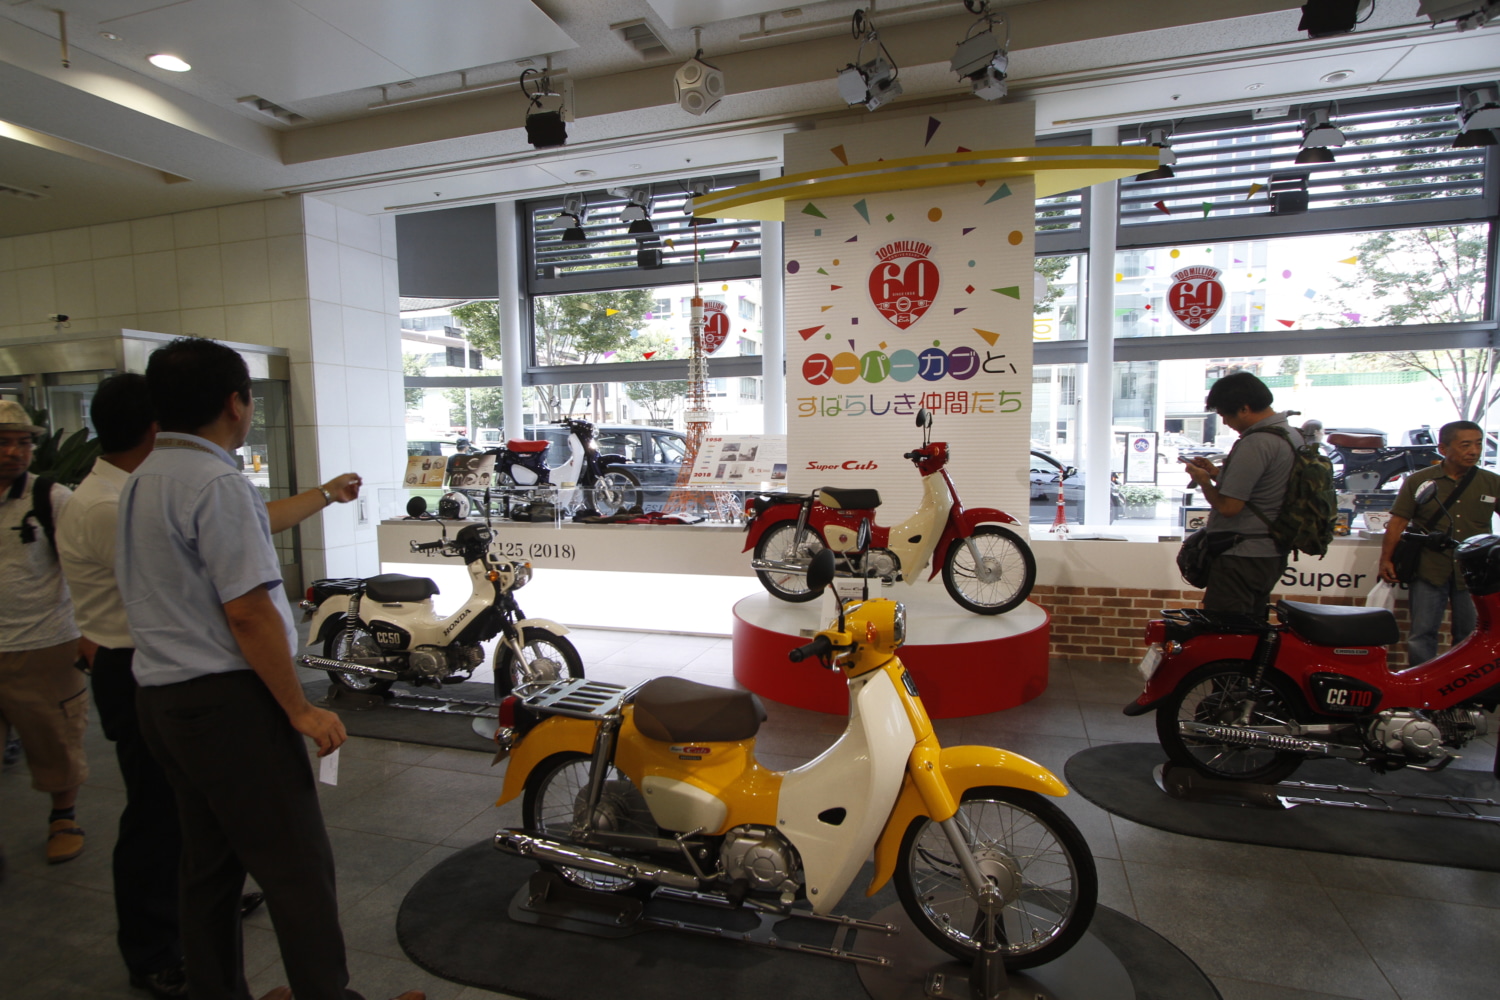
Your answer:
[675,30,724,116]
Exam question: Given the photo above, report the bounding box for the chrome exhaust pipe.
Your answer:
[494,830,701,891]
[297,654,401,680]
[749,558,807,574]
[1179,721,1364,759]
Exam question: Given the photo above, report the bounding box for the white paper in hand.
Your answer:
[319,747,340,785]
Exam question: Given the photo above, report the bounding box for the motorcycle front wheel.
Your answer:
[587,469,644,516]
[1157,661,1304,783]
[493,627,584,699]
[321,617,394,697]
[522,751,655,894]
[941,525,1036,615]
[895,787,1096,970]
[753,522,825,603]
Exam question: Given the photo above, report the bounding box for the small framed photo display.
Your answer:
[1182,506,1212,532]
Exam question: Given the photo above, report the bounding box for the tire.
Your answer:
[588,469,644,516]
[1156,661,1304,783]
[753,522,825,603]
[895,787,1097,970]
[494,627,584,699]
[941,525,1036,615]
[521,752,655,894]
[321,616,394,697]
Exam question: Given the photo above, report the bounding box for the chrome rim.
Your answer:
[948,533,1027,608]
[1176,673,1295,776]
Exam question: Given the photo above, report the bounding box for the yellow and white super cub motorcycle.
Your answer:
[491,552,1096,969]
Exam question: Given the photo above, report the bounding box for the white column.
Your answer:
[1083,126,1119,526]
[496,202,525,441]
[759,167,786,435]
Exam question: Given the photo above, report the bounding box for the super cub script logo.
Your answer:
[1168,266,1224,331]
[869,241,939,330]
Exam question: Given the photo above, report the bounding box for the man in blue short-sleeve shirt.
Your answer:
[119,338,419,1000]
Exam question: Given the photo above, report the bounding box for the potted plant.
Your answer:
[1116,484,1164,518]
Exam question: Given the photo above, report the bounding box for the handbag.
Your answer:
[1176,528,1237,588]
[1390,468,1476,584]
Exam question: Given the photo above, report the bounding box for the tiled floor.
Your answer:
[4,630,1499,1000]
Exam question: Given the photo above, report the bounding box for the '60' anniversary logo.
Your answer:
[869,241,939,330]
[1167,265,1224,331]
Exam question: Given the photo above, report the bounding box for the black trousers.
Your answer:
[137,670,360,1000]
[1203,553,1287,618]
[91,646,183,976]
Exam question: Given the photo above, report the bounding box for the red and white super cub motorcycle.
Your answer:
[743,409,1036,615]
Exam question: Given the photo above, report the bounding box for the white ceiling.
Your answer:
[0,0,1495,236]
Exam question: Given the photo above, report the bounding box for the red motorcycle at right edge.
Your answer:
[743,409,1036,615]
[1125,534,1500,783]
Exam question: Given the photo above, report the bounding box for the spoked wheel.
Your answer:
[493,627,583,699]
[895,787,1096,970]
[321,617,393,696]
[1157,661,1304,783]
[941,525,1036,615]
[521,752,656,894]
[752,522,825,603]
[587,469,644,516]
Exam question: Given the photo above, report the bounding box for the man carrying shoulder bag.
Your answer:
[1379,421,1500,666]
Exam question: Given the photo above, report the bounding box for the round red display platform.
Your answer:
[732,585,1050,718]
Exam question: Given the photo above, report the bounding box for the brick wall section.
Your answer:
[1034,585,1437,671]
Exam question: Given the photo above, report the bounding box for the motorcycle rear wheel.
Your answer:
[493,627,583,699]
[1157,660,1304,783]
[895,787,1096,970]
[941,525,1036,615]
[521,751,656,895]
[321,617,394,697]
[753,522,825,603]
[588,469,644,516]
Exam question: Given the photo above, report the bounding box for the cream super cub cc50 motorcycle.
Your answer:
[489,552,1096,969]
[299,497,582,699]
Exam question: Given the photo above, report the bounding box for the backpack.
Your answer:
[1244,427,1337,557]
[8,474,57,552]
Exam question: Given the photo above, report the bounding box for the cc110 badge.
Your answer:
[1167,265,1224,331]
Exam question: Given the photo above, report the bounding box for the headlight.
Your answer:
[892,602,907,647]
[512,561,533,589]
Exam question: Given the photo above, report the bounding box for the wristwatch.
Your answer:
[318,485,334,506]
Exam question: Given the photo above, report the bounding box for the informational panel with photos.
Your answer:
[404,455,446,488]
[689,434,788,487]
[445,453,497,489]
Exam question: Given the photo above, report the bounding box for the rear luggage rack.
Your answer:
[522,677,628,720]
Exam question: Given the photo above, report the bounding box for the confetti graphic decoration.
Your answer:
[968,260,976,267]
[1115,272,1123,282]
[1233,258,1243,264]
[1201,202,1213,217]
[605,308,620,316]
[850,339,857,349]
[1253,304,1264,310]
[1303,289,1316,299]
[1343,311,1362,323]
[925,117,942,146]
[973,328,1000,346]
[1277,319,1295,328]
[798,326,824,340]
[802,203,827,219]
[954,307,967,314]
[1339,256,1358,265]
[817,267,828,275]
[603,350,616,359]
[984,183,1012,204]
[729,240,740,252]
[814,229,822,236]
[1282,269,1292,278]
[787,261,801,274]
[665,239,675,248]
[885,213,895,222]
[956,146,971,153]
[1154,200,1171,215]
[1008,230,1023,245]
[928,207,943,222]
[1245,183,1264,200]
[965,284,976,294]
[830,284,843,291]
[821,305,833,312]
[962,227,976,235]
[993,286,1021,299]
[845,235,858,242]
[851,317,859,324]
[1170,249,1181,258]
[830,144,848,165]
[643,351,657,359]
[853,199,870,223]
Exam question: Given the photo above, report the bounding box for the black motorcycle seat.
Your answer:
[818,486,881,510]
[364,574,440,603]
[631,677,766,743]
[309,578,362,603]
[1277,600,1399,647]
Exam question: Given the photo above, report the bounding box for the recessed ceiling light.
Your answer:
[148,53,191,72]
[574,168,596,178]
[99,31,120,41]
[1320,69,1355,84]
[1245,82,1264,91]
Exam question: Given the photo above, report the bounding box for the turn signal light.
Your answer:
[306,586,316,602]
[488,570,500,582]
[497,695,520,729]
[1144,620,1166,644]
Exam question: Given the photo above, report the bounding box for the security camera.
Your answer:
[47,314,69,323]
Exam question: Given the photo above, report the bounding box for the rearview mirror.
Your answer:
[915,408,931,428]
[856,518,872,551]
[1413,480,1438,505]
[406,496,428,517]
[806,548,837,594]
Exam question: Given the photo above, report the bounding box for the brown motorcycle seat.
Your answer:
[817,486,882,510]
[363,574,440,603]
[1277,599,1399,647]
[631,676,767,743]
[1326,432,1384,449]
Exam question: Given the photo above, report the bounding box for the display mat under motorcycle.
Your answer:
[397,841,1219,1000]
[1066,743,1500,872]
[302,679,498,753]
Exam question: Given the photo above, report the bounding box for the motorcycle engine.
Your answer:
[1431,706,1489,746]
[865,549,899,581]
[408,646,448,678]
[1365,710,1447,760]
[720,825,801,893]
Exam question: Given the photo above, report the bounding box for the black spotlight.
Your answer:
[1267,172,1310,215]
[1294,145,1336,164]
[1454,127,1498,148]
[1297,0,1362,39]
[525,109,567,149]
[637,247,663,269]
[560,222,587,243]
[628,218,655,238]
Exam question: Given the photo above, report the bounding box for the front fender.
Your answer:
[511,617,569,637]
[867,745,1066,897]
[305,597,352,647]
[496,715,600,806]
[742,504,800,553]
[927,506,1022,581]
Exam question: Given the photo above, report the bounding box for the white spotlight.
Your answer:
[675,29,724,116]
[837,9,902,112]
[951,2,1009,102]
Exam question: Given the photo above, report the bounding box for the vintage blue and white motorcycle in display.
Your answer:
[299,497,583,699]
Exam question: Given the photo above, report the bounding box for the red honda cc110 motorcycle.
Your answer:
[743,409,1036,615]
[1124,535,1500,783]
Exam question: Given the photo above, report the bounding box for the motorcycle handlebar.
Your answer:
[410,540,446,553]
[902,451,920,460]
[788,634,834,663]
